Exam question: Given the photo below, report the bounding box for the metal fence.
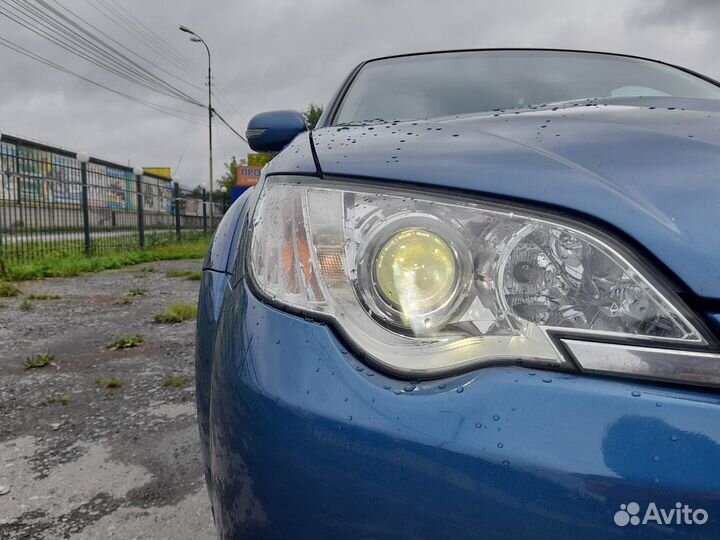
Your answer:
[0,135,224,263]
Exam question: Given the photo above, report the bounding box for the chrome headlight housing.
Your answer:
[249,176,717,383]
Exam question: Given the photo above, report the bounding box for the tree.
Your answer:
[218,155,246,192]
[304,103,324,130]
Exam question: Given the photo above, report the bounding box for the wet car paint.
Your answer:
[198,276,720,539]
[197,79,720,540]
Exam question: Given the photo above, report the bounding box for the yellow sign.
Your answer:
[247,153,273,167]
[142,167,172,179]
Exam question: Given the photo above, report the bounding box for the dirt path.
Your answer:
[0,260,215,540]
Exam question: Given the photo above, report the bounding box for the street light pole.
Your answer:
[179,25,214,229]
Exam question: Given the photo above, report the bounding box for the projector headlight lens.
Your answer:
[249,176,713,382]
[375,229,456,312]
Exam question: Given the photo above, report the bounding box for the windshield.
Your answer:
[334,50,720,124]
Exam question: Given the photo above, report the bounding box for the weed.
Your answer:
[163,375,191,388]
[107,335,144,350]
[0,281,20,297]
[19,298,33,311]
[47,394,70,405]
[27,293,61,301]
[127,288,147,297]
[154,303,198,324]
[96,377,124,389]
[24,353,55,369]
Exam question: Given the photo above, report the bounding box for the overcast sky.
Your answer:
[0,0,718,188]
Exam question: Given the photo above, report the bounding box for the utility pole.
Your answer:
[179,25,214,228]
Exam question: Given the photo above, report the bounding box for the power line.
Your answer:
[213,85,249,127]
[213,108,248,143]
[4,0,197,103]
[3,1,247,150]
[27,0,203,104]
[0,34,208,126]
[46,0,207,94]
[85,0,202,79]
[0,0,204,106]
[103,0,203,74]
[90,0,250,135]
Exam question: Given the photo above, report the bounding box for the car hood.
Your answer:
[311,97,720,300]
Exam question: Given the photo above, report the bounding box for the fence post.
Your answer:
[133,167,145,249]
[202,188,208,235]
[173,182,181,242]
[76,152,91,256]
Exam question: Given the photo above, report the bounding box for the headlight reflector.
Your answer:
[249,176,712,381]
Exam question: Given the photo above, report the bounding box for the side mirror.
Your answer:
[245,110,307,152]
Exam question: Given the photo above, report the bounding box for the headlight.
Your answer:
[249,176,717,384]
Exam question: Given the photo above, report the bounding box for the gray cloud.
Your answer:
[0,0,718,187]
[632,0,720,26]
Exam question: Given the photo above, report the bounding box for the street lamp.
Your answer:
[179,24,214,228]
[220,185,228,211]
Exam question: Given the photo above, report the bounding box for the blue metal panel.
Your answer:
[264,131,318,177]
[204,281,720,540]
[203,188,253,274]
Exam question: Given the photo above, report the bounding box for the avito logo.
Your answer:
[614,502,708,527]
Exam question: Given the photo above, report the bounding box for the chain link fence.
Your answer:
[0,135,224,263]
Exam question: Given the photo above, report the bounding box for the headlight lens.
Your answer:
[374,229,457,315]
[249,176,712,380]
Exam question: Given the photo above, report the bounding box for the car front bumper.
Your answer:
[204,280,720,540]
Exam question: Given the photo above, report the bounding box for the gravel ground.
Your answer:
[0,260,215,540]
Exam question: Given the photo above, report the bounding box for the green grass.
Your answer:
[1,238,211,281]
[163,375,191,388]
[0,281,21,297]
[107,335,144,350]
[96,377,124,389]
[27,293,61,301]
[19,298,33,311]
[47,394,71,406]
[154,303,198,324]
[166,270,202,281]
[24,353,55,369]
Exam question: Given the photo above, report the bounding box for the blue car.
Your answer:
[197,49,720,539]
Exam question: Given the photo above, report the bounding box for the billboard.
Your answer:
[16,146,49,202]
[106,166,134,209]
[0,142,17,201]
[143,167,172,180]
[237,165,263,187]
[247,153,273,167]
[0,138,174,213]
[49,153,81,205]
